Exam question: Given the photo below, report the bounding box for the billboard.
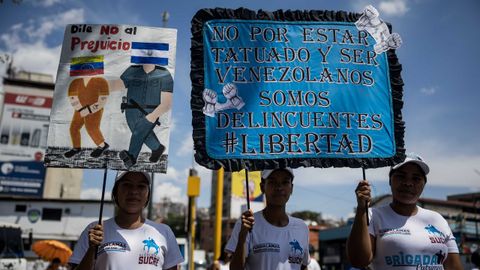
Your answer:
[0,161,45,197]
[0,90,52,162]
[0,87,50,197]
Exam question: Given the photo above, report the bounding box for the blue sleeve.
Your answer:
[162,225,184,269]
[69,222,95,264]
[225,219,243,254]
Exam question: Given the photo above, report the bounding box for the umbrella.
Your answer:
[32,240,72,265]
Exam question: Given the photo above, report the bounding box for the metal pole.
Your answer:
[362,167,369,226]
[95,167,108,259]
[214,167,224,261]
[245,168,251,210]
[188,197,196,270]
[148,172,155,220]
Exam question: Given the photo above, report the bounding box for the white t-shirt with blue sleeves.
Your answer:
[225,211,310,270]
[368,205,459,270]
[69,218,183,269]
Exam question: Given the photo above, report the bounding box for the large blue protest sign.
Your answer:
[191,9,405,171]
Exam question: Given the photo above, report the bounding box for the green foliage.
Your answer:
[164,212,187,237]
[291,210,321,222]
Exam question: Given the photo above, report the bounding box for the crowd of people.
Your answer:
[62,153,473,270]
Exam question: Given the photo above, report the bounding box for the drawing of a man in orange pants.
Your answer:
[64,56,110,158]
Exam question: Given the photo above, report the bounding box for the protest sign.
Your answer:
[191,8,405,171]
[45,24,177,173]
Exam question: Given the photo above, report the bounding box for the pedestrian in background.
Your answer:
[307,245,321,270]
[45,258,61,270]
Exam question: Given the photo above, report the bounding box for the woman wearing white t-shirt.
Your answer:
[69,171,184,270]
[346,153,463,270]
[226,167,310,270]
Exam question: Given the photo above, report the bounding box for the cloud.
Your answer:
[1,8,84,47]
[8,42,61,78]
[152,182,187,204]
[426,154,480,188]
[350,0,373,13]
[31,0,64,7]
[176,132,194,157]
[379,0,410,17]
[81,188,112,200]
[294,166,390,186]
[0,8,84,78]
[292,151,480,190]
[153,166,182,184]
[420,86,437,95]
[149,164,213,207]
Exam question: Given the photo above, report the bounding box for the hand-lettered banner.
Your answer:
[45,24,177,173]
[191,9,405,171]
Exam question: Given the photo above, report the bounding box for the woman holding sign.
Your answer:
[225,167,310,270]
[68,171,183,270]
[346,153,463,269]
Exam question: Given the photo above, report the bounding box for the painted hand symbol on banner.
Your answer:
[202,89,218,117]
[355,5,380,31]
[202,83,245,117]
[222,83,245,110]
[355,5,403,54]
[375,32,402,54]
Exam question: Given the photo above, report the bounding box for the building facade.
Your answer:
[0,196,114,259]
[0,71,83,199]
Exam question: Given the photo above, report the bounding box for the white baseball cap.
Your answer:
[391,153,430,175]
[115,171,151,184]
[261,167,294,180]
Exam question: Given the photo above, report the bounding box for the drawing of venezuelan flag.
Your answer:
[70,56,104,76]
[131,42,169,65]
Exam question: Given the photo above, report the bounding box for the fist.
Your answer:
[79,106,90,117]
[355,180,371,210]
[202,89,217,117]
[240,209,255,232]
[222,83,238,99]
[223,83,245,109]
[88,223,104,247]
[203,89,218,104]
[355,5,379,30]
[364,5,379,19]
[386,33,402,49]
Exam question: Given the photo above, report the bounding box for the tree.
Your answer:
[164,212,187,237]
[291,210,322,222]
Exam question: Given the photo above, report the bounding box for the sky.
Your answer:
[0,0,479,220]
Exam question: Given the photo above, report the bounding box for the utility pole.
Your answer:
[214,167,224,261]
[187,168,200,270]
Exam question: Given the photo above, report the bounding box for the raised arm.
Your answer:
[73,223,103,270]
[443,253,463,270]
[230,209,254,270]
[346,180,375,268]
